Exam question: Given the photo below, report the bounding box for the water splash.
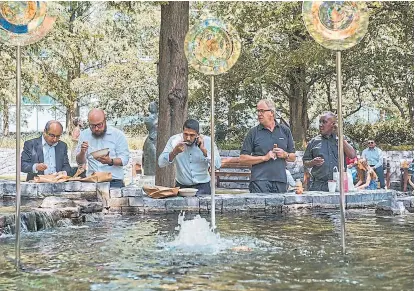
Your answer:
[165,212,234,254]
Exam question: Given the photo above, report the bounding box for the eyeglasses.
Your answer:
[368,141,375,144]
[89,122,104,129]
[46,132,61,139]
[256,109,272,114]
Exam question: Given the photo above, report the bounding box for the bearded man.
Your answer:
[76,109,129,188]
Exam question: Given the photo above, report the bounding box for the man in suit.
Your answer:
[21,120,72,181]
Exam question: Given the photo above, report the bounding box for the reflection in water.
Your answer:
[0,210,413,290]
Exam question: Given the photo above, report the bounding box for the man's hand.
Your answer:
[311,157,325,167]
[263,150,275,162]
[96,153,112,165]
[80,141,89,154]
[173,142,186,155]
[197,135,209,157]
[36,163,48,171]
[274,148,287,159]
[197,135,205,149]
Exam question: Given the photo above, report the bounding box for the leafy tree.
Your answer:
[71,2,160,121]
[28,2,99,133]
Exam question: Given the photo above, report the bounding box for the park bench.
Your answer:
[215,157,251,188]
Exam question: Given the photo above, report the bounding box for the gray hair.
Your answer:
[321,111,337,121]
[258,99,276,114]
[44,120,63,132]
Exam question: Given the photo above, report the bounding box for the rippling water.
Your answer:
[0,210,413,290]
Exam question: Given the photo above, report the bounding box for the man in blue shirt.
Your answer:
[21,120,72,181]
[361,139,385,189]
[76,109,130,188]
[158,119,221,195]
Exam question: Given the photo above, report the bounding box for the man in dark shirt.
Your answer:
[303,112,356,191]
[240,99,296,193]
[21,120,72,181]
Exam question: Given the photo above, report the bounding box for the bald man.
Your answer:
[76,109,130,187]
[21,120,72,181]
[303,111,356,191]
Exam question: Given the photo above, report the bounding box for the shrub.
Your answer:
[344,119,413,149]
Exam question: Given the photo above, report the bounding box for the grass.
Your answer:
[127,136,146,150]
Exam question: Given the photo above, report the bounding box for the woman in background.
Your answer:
[355,158,378,190]
[71,117,82,163]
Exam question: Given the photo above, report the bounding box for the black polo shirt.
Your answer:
[303,133,345,181]
[241,121,295,183]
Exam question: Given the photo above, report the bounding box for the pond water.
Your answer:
[0,210,413,290]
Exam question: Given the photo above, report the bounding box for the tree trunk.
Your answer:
[288,69,309,148]
[156,2,189,187]
[2,98,9,136]
[66,100,77,134]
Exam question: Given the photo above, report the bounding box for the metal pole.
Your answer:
[15,45,22,269]
[336,51,346,254]
[210,75,216,230]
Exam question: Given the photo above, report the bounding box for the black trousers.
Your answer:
[110,179,125,188]
[309,180,329,192]
[249,181,287,193]
[175,181,211,195]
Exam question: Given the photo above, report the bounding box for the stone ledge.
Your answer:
[0,181,109,199]
[0,182,406,217]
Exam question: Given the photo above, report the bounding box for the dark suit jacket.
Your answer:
[21,136,72,181]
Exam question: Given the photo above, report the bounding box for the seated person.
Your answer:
[408,159,414,189]
[21,120,72,181]
[355,158,378,190]
[286,169,296,188]
[346,155,358,183]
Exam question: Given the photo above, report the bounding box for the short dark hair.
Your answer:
[183,119,199,133]
[44,120,63,132]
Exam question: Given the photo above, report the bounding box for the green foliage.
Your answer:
[123,124,147,136]
[217,140,243,151]
[378,144,413,151]
[0,1,412,150]
[344,119,413,149]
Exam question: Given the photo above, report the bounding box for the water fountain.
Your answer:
[0,2,412,290]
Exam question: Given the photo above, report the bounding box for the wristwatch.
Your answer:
[108,159,114,166]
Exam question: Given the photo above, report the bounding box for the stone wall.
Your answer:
[0,181,412,226]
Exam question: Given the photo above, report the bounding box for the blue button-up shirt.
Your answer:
[76,126,130,180]
[362,147,383,169]
[158,133,221,185]
[33,136,57,174]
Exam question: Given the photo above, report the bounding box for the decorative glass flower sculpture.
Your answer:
[303,1,369,50]
[185,18,241,75]
[0,1,55,46]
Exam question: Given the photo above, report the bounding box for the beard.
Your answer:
[92,125,107,137]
